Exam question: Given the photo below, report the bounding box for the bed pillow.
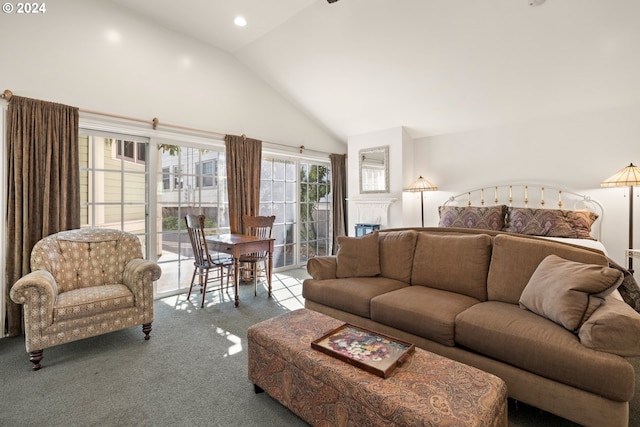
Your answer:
[519,254,623,331]
[504,207,598,239]
[438,205,507,231]
[578,296,640,356]
[335,231,380,278]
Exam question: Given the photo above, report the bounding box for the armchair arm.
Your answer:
[10,270,58,328]
[307,256,338,280]
[122,258,162,305]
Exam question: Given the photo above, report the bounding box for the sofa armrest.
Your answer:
[10,270,58,328]
[307,256,337,280]
[122,258,162,306]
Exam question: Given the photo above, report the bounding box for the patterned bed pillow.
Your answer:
[504,207,598,239]
[438,205,507,231]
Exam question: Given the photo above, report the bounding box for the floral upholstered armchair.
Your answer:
[10,228,161,370]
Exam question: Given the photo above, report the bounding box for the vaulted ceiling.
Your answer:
[110,0,640,141]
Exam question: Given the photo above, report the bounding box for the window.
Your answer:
[173,166,182,189]
[137,143,146,163]
[80,120,331,299]
[155,147,228,295]
[300,162,331,262]
[115,140,146,164]
[79,133,149,254]
[195,159,217,188]
[162,167,171,190]
[259,157,332,268]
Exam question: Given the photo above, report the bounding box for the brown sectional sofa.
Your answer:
[302,227,640,427]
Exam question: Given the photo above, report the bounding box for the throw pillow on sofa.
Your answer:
[335,231,381,278]
[519,254,623,331]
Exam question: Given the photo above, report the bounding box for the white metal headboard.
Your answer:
[442,184,604,240]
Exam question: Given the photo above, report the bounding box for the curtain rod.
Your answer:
[1,88,335,156]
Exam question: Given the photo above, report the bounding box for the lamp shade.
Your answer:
[601,163,640,187]
[405,176,438,192]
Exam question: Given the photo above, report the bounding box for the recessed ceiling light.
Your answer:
[105,29,121,43]
[234,16,247,27]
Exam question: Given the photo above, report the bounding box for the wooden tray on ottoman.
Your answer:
[311,323,415,378]
[248,308,508,427]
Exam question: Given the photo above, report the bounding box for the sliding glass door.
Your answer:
[80,127,331,296]
[299,161,331,262]
[260,156,332,268]
[79,133,149,249]
[155,145,228,295]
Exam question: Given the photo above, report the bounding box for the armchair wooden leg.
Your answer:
[29,350,43,371]
[142,323,152,340]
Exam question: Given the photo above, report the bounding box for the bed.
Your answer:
[439,183,640,319]
[439,183,607,254]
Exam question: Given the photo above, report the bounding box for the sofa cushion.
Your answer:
[411,233,492,301]
[371,286,479,347]
[438,205,507,231]
[302,277,407,318]
[455,301,635,402]
[54,284,134,322]
[519,255,623,331]
[579,296,640,356]
[335,231,380,278]
[504,207,598,240]
[486,234,608,304]
[378,230,417,282]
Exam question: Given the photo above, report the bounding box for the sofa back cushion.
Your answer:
[411,233,492,301]
[487,234,608,304]
[335,231,381,278]
[378,230,418,282]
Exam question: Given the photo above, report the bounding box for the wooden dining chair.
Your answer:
[184,214,234,308]
[240,215,276,296]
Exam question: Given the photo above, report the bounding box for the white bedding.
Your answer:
[540,236,608,255]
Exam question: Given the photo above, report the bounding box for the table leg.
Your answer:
[234,257,240,307]
[267,247,273,298]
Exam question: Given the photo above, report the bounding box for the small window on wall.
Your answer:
[195,160,217,188]
[162,167,171,190]
[173,166,182,189]
[116,140,146,164]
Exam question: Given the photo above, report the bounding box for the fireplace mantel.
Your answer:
[347,198,397,226]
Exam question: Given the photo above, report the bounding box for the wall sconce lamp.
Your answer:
[404,176,438,228]
[601,163,640,272]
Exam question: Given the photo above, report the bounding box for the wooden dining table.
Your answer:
[205,233,274,307]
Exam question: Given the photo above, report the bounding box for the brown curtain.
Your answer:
[5,96,80,336]
[225,134,262,233]
[330,153,347,254]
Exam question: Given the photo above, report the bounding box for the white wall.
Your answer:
[413,104,640,266]
[0,0,344,154]
[0,0,346,337]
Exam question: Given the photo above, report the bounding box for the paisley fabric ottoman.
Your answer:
[248,308,507,426]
